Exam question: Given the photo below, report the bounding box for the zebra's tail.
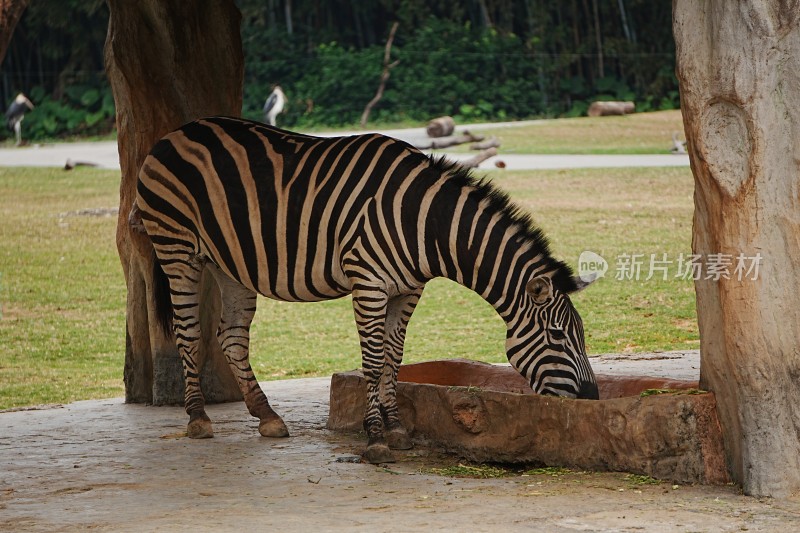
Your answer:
[130,198,174,336]
[151,253,174,337]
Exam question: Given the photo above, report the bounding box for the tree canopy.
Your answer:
[0,0,676,139]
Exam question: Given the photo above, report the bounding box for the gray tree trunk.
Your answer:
[673,0,800,497]
[104,0,245,405]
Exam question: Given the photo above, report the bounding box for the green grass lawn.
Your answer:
[0,157,697,409]
[452,110,685,154]
[0,111,697,408]
[0,167,126,408]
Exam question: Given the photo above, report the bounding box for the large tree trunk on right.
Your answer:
[105,0,245,405]
[674,1,800,497]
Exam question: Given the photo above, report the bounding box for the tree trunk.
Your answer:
[359,21,399,128]
[0,0,29,66]
[674,0,800,497]
[104,0,244,405]
[285,0,293,35]
[590,0,604,78]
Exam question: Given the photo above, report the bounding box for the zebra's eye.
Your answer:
[549,329,567,341]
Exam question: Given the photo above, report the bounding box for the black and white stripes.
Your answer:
[136,116,598,462]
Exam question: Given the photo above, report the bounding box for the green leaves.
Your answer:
[17,82,115,140]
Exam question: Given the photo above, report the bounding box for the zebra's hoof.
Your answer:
[187,415,214,439]
[386,427,413,450]
[259,418,290,438]
[363,443,395,464]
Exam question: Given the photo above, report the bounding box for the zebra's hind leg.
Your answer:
[211,268,289,438]
[381,289,423,450]
[164,260,214,439]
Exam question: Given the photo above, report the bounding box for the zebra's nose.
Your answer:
[578,380,599,400]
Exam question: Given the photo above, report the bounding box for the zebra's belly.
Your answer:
[235,259,352,303]
[189,241,349,303]
[256,277,351,303]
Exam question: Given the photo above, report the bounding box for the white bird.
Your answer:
[5,93,34,146]
[263,85,286,127]
[671,131,687,154]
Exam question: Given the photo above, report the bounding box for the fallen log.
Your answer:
[470,136,500,150]
[426,116,455,138]
[587,101,635,117]
[64,158,100,170]
[415,131,484,150]
[459,147,498,168]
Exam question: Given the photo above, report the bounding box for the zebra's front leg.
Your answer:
[381,289,423,451]
[211,268,289,438]
[351,287,394,464]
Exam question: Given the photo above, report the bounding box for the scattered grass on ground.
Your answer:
[422,462,665,489]
[423,463,513,479]
[523,466,576,477]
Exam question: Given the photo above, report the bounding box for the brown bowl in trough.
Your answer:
[326,359,728,484]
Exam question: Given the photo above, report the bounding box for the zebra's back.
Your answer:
[137,116,432,302]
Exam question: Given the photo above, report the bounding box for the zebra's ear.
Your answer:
[526,276,553,304]
[571,272,599,293]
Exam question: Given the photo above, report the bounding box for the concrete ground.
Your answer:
[3,350,800,532]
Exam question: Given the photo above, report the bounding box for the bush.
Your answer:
[5,84,115,142]
[242,19,679,129]
[5,8,679,138]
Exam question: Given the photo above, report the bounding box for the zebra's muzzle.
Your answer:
[578,380,600,400]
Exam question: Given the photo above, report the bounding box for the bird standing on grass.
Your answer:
[5,93,34,146]
[263,85,286,127]
[670,131,687,154]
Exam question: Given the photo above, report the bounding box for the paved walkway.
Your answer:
[0,125,689,171]
[0,141,121,170]
[3,351,800,532]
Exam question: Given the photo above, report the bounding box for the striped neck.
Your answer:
[423,176,558,322]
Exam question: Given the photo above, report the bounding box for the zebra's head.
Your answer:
[506,273,599,400]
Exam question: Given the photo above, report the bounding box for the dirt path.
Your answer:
[2,353,799,532]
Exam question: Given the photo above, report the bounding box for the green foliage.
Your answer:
[2,1,679,133]
[243,10,678,128]
[20,83,115,139]
[1,0,112,140]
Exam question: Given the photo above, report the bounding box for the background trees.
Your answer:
[0,0,676,137]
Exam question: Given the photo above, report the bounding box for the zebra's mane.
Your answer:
[429,155,579,294]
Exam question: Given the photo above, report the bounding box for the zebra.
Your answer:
[135,115,599,464]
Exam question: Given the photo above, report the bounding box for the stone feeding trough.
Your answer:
[327,359,729,484]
